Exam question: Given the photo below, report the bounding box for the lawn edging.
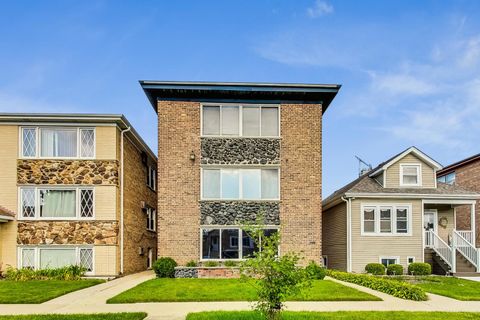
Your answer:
[326,270,427,301]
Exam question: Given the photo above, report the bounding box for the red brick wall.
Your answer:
[197,267,240,278]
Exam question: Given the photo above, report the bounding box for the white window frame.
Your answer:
[361,203,412,236]
[146,208,156,232]
[18,186,95,220]
[400,163,422,187]
[200,226,280,261]
[407,256,415,264]
[147,166,156,191]
[201,167,280,200]
[379,256,400,266]
[200,104,280,138]
[17,246,95,275]
[20,126,96,159]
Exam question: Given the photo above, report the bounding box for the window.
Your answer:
[20,187,94,219]
[380,257,399,267]
[400,164,421,186]
[19,247,94,273]
[407,256,415,264]
[437,172,455,185]
[202,105,279,137]
[21,127,95,159]
[202,168,279,200]
[201,227,278,260]
[147,208,156,232]
[147,166,156,190]
[362,204,411,235]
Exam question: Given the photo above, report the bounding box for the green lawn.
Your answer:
[0,279,104,304]
[0,314,146,320]
[413,276,480,301]
[186,311,480,320]
[107,278,380,303]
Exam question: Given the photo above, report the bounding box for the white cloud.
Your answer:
[307,1,333,18]
[370,72,437,96]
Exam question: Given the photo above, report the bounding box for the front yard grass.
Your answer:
[186,311,480,320]
[0,314,146,320]
[0,279,104,304]
[107,278,380,303]
[412,276,480,300]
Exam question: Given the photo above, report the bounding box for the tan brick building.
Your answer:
[0,114,157,276]
[140,81,340,265]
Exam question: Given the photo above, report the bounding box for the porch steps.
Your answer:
[454,251,477,274]
[425,248,478,276]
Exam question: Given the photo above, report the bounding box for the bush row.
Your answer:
[5,265,86,281]
[365,262,431,276]
[327,269,427,301]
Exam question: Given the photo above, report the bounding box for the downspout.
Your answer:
[341,196,352,272]
[120,124,131,275]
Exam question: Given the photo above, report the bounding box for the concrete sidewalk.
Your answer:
[2,273,480,320]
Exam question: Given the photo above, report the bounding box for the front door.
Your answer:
[424,209,437,246]
[147,248,153,269]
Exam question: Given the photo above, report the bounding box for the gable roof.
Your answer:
[437,153,480,176]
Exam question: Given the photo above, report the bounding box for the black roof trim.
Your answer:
[438,153,480,176]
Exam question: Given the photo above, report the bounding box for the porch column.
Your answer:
[472,203,476,247]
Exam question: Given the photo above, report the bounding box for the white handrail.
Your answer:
[454,230,478,268]
[458,231,474,245]
[429,230,455,270]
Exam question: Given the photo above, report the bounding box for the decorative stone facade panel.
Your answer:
[17,221,118,245]
[174,267,240,278]
[174,267,198,278]
[200,201,280,225]
[17,160,119,185]
[201,138,280,165]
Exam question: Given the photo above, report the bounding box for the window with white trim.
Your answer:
[202,168,279,200]
[21,127,95,159]
[146,208,156,232]
[400,164,421,186]
[437,172,455,185]
[19,246,94,273]
[407,256,415,264]
[202,105,279,137]
[201,227,278,260]
[362,204,411,235]
[147,166,156,190]
[20,187,94,219]
[380,257,399,267]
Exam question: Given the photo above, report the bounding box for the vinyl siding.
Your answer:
[322,202,347,271]
[385,153,436,188]
[351,198,423,273]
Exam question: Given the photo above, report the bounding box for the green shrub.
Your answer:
[4,265,86,281]
[408,262,432,276]
[365,263,386,275]
[305,261,326,280]
[327,270,427,301]
[224,260,238,267]
[204,261,219,267]
[186,260,197,267]
[153,257,177,278]
[387,264,404,276]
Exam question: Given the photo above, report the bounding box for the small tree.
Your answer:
[240,224,311,320]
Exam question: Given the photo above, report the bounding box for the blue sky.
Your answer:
[1,1,480,196]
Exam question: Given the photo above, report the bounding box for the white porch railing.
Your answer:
[424,230,434,247]
[453,230,479,271]
[457,231,474,245]
[427,230,456,272]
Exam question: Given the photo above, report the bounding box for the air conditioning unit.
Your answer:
[138,247,144,256]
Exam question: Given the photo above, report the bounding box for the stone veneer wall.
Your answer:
[201,138,280,165]
[17,160,118,185]
[174,267,240,278]
[280,103,323,264]
[17,221,118,245]
[122,136,157,274]
[200,201,280,225]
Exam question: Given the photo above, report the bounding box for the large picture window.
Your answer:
[20,187,94,220]
[201,227,278,260]
[202,168,279,200]
[21,127,95,159]
[19,246,94,274]
[361,204,411,235]
[202,105,279,137]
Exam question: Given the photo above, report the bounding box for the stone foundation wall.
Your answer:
[174,267,240,278]
[201,138,280,165]
[200,201,280,225]
[17,160,119,185]
[17,221,118,245]
[174,267,198,278]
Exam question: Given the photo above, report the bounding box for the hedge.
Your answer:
[386,264,404,276]
[153,257,177,278]
[365,263,386,275]
[408,262,432,276]
[326,270,427,301]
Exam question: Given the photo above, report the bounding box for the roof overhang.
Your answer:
[139,80,341,114]
[0,215,14,223]
[437,153,480,176]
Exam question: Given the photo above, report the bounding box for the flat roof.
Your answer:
[139,80,341,113]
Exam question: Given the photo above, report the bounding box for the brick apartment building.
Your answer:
[140,81,340,265]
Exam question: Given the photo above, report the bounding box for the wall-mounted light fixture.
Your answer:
[190,151,196,161]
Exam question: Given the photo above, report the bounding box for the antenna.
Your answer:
[355,155,372,177]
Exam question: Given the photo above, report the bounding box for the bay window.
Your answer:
[21,127,95,158]
[202,168,279,200]
[19,246,94,273]
[201,227,278,260]
[202,105,279,137]
[20,187,94,219]
[362,204,411,235]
